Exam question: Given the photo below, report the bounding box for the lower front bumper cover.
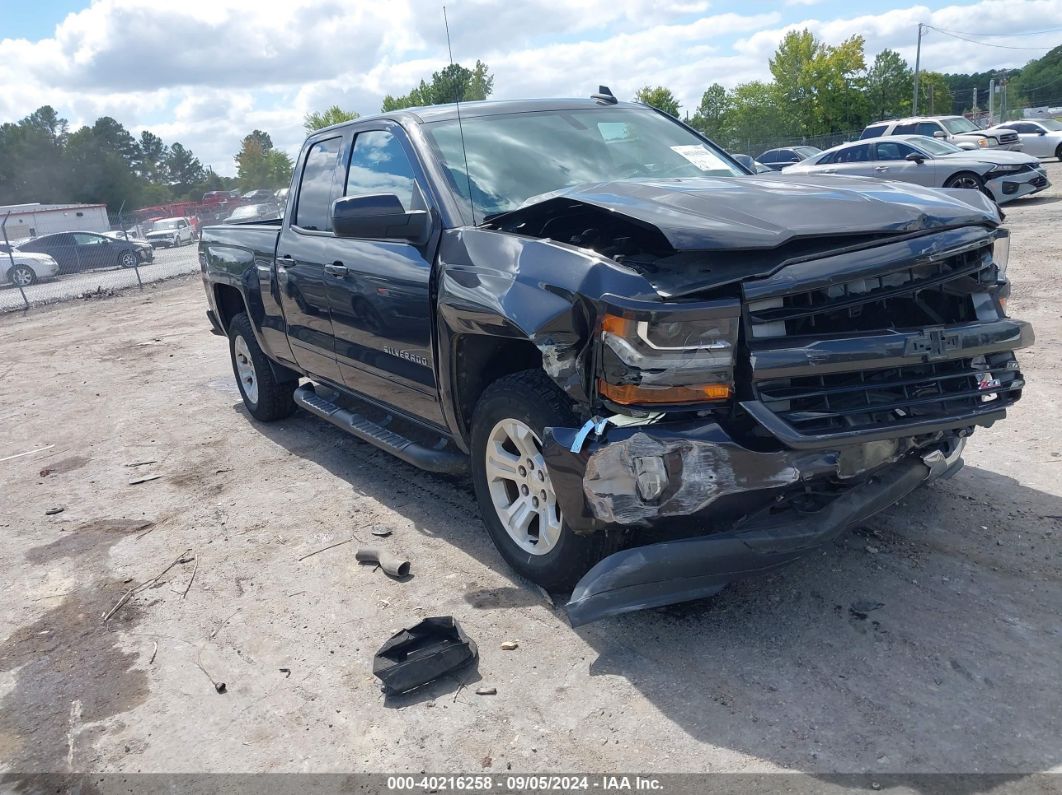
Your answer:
[565,453,951,626]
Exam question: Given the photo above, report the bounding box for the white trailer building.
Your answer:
[0,203,110,244]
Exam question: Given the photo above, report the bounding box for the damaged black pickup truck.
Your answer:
[199,94,1032,625]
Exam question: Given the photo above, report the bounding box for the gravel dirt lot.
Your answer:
[1,163,1060,782]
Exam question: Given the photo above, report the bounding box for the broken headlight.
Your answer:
[598,298,741,406]
[993,228,1010,279]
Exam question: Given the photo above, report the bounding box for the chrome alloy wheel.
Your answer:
[233,335,259,404]
[949,174,982,190]
[484,418,562,555]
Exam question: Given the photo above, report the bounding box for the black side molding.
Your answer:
[293,384,467,475]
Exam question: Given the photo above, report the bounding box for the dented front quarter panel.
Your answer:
[434,227,657,443]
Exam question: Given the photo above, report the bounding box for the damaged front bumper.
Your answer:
[543,418,967,626]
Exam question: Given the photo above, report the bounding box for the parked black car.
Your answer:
[17,231,153,275]
[200,95,1029,625]
[755,146,823,171]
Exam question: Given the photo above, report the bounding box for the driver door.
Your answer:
[871,141,937,187]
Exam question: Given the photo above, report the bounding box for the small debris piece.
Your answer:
[0,444,55,463]
[180,550,198,599]
[39,468,54,477]
[45,507,64,516]
[298,535,360,561]
[481,755,492,769]
[128,474,161,485]
[370,526,393,538]
[149,641,158,665]
[125,460,157,468]
[849,600,885,620]
[356,548,410,578]
[500,641,519,651]
[102,548,192,621]
[475,686,497,696]
[279,668,291,678]
[864,545,880,554]
[373,616,478,695]
[195,654,227,695]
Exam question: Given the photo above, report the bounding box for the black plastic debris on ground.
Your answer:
[373,616,478,695]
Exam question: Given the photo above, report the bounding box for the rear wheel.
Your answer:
[228,312,296,422]
[9,265,35,287]
[1056,143,1062,162]
[470,369,621,590]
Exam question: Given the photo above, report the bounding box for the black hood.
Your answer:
[501,173,999,251]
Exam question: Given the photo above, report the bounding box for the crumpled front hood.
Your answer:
[512,175,999,251]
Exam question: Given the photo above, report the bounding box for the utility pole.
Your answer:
[988,77,995,122]
[912,22,925,115]
[972,87,977,114]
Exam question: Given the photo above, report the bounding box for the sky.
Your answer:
[1,0,1060,177]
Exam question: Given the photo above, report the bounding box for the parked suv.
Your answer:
[145,217,196,248]
[199,96,1030,624]
[861,116,1023,151]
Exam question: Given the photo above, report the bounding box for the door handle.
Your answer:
[324,262,348,277]
[823,168,837,174]
[874,166,889,171]
[277,254,293,269]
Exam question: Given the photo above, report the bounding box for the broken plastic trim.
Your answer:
[566,455,936,626]
[373,616,478,695]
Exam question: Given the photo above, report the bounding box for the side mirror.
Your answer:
[905,153,926,164]
[332,194,430,245]
[1039,130,1047,136]
[933,130,947,138]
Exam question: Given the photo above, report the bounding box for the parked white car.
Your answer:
[0,245,60,287]
[782,135,1049,203]
[145,217,195,248]
[989,118,1062,161]
[860,116,1024,151]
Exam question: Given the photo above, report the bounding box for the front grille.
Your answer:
[756,353,1023,435]
[1031,175,1048,188]
[747,240,996,337]
[998,131,1019,144]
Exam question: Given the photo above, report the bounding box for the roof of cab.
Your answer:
[311,97,646,135]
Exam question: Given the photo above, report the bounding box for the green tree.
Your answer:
[726,82,782,152]
[64,125,141,210]
[690,83,732,138]
[134,131,169,182]
[867,49,913,120]
[382,60,494,111]
[1010,44,1062,109]
[304,106,360,133]
[810,35,867,132]
[634,86,681,117]
[166,142,205,192]
[769,29,822,135]
[235,131,293,190]
[917,71,953,116]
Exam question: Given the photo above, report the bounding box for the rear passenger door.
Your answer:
[324,123,445,426]
[826,144,875,178]
[274,135,344,383]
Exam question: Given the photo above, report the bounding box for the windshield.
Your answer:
[941,117,980,134]
[154,219,180,230]
[1037,119,1062,131]
[423,107,744,218]
[229,206,257,219]
[794,146,822,156]
[905,135,963,155]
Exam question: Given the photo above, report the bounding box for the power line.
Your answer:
[924,25,1059,51]
[926,25,1062,38]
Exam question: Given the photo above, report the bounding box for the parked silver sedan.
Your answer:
[782,135,1050,203]
[989,118,1062,161]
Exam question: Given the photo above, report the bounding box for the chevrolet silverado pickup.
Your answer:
[199,93,1032,625]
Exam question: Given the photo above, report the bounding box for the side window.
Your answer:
[344,130,416,210]
[818,151,838,165]
[917,122,941,137]
[73,233,105,246]
[893,123,918,135]
[759,151,778,163]
[837,144,871,163]
[862,124,887,139]
[875,141,914,160]
[1014,123,1037,134]
[295,136,342,232]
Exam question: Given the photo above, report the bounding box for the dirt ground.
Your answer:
[1,164,1061,782]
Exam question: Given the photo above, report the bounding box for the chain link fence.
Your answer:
[1,215,202,313]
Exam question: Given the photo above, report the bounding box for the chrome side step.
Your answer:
[293,384,467,475]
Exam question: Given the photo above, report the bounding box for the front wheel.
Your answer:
[9,264,36,287]
[228,313,296,422]
[118,250,138,268]
[944,171,987,193]
[470,370,621,590]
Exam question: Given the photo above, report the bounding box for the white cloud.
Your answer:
[1,0,1059,176]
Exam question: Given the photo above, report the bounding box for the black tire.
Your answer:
[228,312,297,422]
[1056,144,1062,162]
[118,250,138,268]
[470,369,621,590]
[944,171,987,194]
[9,264,36,287]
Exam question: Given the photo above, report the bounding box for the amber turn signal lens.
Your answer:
[598,379,732,405]
[601,313,631,336]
